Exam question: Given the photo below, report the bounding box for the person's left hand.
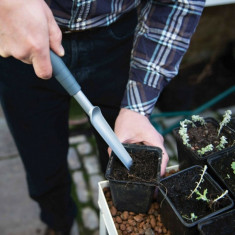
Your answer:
[110,108,169,176]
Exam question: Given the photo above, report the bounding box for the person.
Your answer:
[0,0,205,234]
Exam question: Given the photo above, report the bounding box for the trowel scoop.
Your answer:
[50,50,133,170]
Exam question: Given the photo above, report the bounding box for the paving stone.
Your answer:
[89,174,105,208]
[70,220,80,235]
[69,135,87,145]
[81,207,99,230]
[83,155,100,175]
[72,171,89,203]
[0,118,18,158]
[0,157,46,235]
[67,147,81,170]
[93,230,99,235]
[77,142,92,155]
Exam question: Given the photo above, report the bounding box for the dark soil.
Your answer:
[160,166,232,223]
[209,152,235,197]
[175,120,235,159]
[187,122,234,156]
[109,149,160,183]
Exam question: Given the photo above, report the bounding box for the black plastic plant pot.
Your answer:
[157,165,234,235]
[173,117,235,170]
[228,117,235,131]
[105,144,162,213]
[197,209,235,235]
[207,148,235,199]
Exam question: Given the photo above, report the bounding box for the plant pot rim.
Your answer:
[159,165,234,227]
[207,148,235,198]
[197,208,235,233]
[105,143,162,186]
[173,117,235,160]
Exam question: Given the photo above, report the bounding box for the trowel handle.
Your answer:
[50,50,81,96]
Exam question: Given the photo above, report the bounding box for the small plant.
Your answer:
[195,188,208,202]
[187,165,229,210]
[178,110,233,156]
[185,165,229,221]
[178,121,192,148]
[218,110,232,136]
[225,174,231,179]
[216,136,228,151]
[197,144,214,156]
[231,162,235,175]
[195,188,228,208]
[182,213,198,222]
[188,165,228,207]
[191,115,206,126]
[188,165,207,199]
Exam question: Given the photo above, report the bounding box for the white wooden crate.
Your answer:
[98,165,179,235]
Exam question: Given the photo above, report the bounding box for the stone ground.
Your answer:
[0,103,235,235]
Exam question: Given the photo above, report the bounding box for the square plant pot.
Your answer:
[158,165,234,235]
[105,144,162,213]
[98,165,179,235]
[228,117,235,131]
[207,148,235,199]
[197,209,235,235]
[173,117,235,170]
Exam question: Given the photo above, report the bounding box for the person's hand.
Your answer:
[0,0,64,79]
[112,108,169,176]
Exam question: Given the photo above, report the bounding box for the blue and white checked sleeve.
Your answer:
[121,0,205,116]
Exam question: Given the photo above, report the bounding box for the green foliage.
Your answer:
[188,165,207,199]
[216,136,228,151]
[218,110,232,136]
[231,162,235,174]
[197,144,213,156]
[196,189,209,202]
[182,213,198,222]
[179,110,233,156]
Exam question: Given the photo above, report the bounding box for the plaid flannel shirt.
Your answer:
[46,0,205,116]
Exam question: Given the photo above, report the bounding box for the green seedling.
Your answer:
[179,120,192,148]
[188,165,207,199]
[218,110,232,136]
[182,213,198,222]
[196,189,208,202]
[191,115,206,126]
[195,188,228,208]
[188,165,228,209]
[231,162,235,174]
[178,110,233,156]
[197,144,213,156]
[216,136,228,151]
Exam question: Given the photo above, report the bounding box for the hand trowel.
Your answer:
[50,50,133,170]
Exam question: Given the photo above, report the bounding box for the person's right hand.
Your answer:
[0,0,64,79]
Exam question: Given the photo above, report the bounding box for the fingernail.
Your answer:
[59,45,65,56]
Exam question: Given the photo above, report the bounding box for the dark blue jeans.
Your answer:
[0,9,137,232]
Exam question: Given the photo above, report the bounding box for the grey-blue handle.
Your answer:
[50,50,81,96]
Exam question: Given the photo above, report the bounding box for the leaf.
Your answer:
[231,162,235,174]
